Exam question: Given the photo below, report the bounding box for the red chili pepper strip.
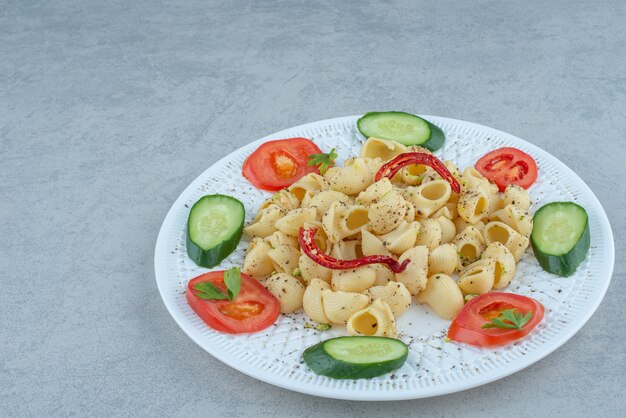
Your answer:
[298,227,410,273]
[375,152,461,193]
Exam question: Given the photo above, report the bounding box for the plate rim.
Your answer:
[154,115,615,401]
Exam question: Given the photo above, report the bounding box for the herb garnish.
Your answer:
[223,267,241,301]
[458,252,470,266]
[194,267,241,301]
[194,282,228,300]
[304,322,332,331]
[307,148,338,175]
[464,294,478,302]
[482,309,532,330]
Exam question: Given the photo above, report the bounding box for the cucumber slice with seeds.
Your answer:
[186,194,245,268]
[530,202,590,277]
[357,111,446,151]
[303,336,408,379]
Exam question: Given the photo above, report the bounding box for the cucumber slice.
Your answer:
[530,202,590,277]
[357,111,446,151]
[186,194,245,268]
[303,336,408,379]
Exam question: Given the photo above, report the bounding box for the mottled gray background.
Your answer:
[1,0,624,416]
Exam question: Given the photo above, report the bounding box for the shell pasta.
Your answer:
[416,274,464,320]
[240,136,536,334]
[346,299,397,337]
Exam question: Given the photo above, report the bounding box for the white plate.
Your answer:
[155,115,614,401]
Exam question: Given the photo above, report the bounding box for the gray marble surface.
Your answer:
[1,0,625,416]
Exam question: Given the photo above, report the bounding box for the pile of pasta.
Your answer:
[242,138,533,338]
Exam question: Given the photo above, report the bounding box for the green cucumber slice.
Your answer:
[530,202,590,277]
[303,336,408,379]
[357,111,446,151]
[186,194,245,268]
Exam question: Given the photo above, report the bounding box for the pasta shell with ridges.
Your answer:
[346,299,396,337]
[481,242,516,289]
[416,274,464,320]
[395,246,429,295]
[331,267,377,293]
[275,207,317,237]
[302,278,331,323]
[428,243,459,276]
[265,273,305,313]
[322,290,371,324]
[364,281,412,317]
[457,259,497,295]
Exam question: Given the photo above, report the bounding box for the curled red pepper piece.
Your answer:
[298,227,410,273]
[375,152,461,193]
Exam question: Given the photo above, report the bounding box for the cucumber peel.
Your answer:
[423,119,445,151]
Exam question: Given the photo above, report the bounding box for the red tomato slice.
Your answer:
[475,147,538,192]
[186,271,280,334]
[448,292,544,347]
[242,138,323,191]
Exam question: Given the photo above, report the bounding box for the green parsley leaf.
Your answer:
[194,281,228,300]
[223,267,241,301]
[307,148,338,175]
[482,309,533,330]
[304,322,332,331]
[458,252,471,266]
[292,267,301,277]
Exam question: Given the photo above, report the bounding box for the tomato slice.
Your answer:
[242,138,323,191]
[186,271,280,334]
[448,292,544,347]
[475,147,538,192]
